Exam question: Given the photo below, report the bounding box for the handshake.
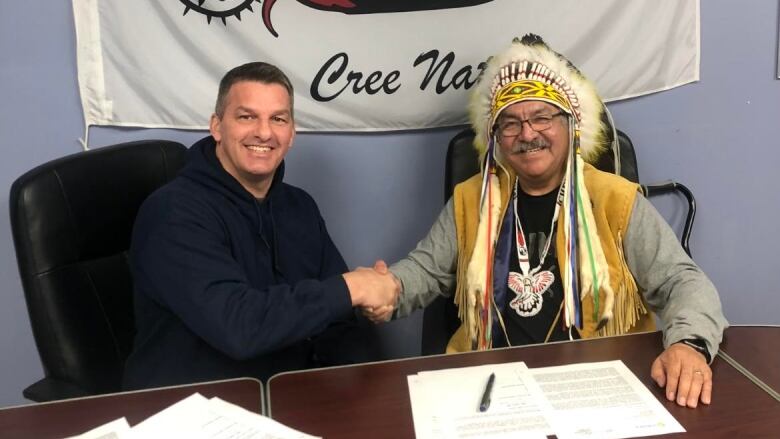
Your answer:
[343,260,400,323]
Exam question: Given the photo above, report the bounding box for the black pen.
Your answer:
[478,372,495,412]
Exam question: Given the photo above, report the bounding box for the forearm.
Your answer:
[132,211,353,360]
[625,195,728,359]
[137,255,352,360]
[390,200,458,318]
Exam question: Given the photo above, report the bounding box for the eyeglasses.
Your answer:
[496,112,565,137]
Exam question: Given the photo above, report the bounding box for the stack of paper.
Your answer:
[67,393,319,439]
[408,361,549,439]
[407,360,684,439]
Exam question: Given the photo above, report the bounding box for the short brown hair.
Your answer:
[214,62,294,118]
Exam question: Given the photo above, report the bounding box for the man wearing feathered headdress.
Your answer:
[367,34,727,408]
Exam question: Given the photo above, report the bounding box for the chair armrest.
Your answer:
[641,180,696,257]
[23,377,92,402]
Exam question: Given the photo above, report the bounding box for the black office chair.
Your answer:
[593,130,696,257]
[9,140,188,402]
[422,126,696,356]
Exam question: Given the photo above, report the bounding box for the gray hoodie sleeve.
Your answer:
[624,194,728,361]
[389,199,458,318]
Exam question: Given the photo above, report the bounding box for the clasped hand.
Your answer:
[343,260,400,323]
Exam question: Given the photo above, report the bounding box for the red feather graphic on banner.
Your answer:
[181,0,494,37]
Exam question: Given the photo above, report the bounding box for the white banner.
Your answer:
[73,0,699,132]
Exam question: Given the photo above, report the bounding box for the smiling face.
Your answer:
[210,81,295,198]
[496,100,570,195]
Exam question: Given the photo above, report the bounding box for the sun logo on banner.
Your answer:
[180,0,261,25]
[181,0,494,38]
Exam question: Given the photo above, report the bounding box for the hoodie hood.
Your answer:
[182,136,286,202]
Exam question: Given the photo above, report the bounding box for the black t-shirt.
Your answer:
[494,186,579,347]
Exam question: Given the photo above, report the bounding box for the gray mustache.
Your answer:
[510,138,550,153]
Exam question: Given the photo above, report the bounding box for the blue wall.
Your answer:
[0,1,778,407]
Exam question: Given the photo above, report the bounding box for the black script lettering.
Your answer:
[385,70,401,93]
[414,50,484,94]
[311,52,401,102]
[311,53,349,102]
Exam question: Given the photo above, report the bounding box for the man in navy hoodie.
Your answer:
[123,62,398,389]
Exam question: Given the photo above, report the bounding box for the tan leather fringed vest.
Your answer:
[448,163,656,352]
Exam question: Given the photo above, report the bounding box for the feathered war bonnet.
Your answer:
[459,34,621,350]
[470,33,609,162]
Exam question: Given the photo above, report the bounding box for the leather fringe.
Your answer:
[599,231,647,336]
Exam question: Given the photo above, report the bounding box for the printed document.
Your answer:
[408,360,684,439]
[529,360,684,439]
[408,362,550,439]
[65,417,131,439]
[67,393,318,439]
[131,393,319,438]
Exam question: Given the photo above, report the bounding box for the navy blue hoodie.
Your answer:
[123,136,361,389]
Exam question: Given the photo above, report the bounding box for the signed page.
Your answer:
[408,362,549,439]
